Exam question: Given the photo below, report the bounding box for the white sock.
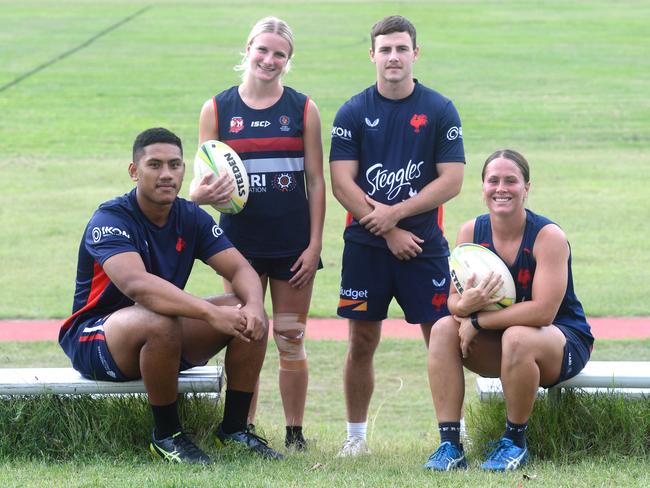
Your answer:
[347,421,367,440]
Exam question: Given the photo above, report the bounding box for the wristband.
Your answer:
[470,313,482,331]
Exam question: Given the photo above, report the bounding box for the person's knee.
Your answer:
[273,313,308,372]
[502,326,535,363]
[145,314,182,345]
[347,326,380,362]
[429,316,460,346]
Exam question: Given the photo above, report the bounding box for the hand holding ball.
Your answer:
[191,140,249,214]
[449,243,516,311]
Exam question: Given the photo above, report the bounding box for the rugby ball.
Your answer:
[191,140,249,214]
[449,243,516,311]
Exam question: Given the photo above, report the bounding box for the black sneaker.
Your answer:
[285,430,308,451]
[215,423,284,460]
[150,431,212,464]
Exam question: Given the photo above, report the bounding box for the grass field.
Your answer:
[1,339,650,486]
[1,2,649,483]
[0,0,648,319]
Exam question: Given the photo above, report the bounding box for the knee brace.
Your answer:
[273,313,307,370]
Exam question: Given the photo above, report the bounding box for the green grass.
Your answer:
[470,392,650,462]
[1,338,650,486]
[0,0,649,319]
[2,3,650,485]
[3,457,648,488]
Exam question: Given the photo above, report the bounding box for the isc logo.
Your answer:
[251,120,271,128]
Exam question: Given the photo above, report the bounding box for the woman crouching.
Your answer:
[425,149,594,471]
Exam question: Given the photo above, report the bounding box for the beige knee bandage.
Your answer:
[273,313,307,369]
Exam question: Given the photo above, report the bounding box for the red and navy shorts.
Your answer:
[61,315,203,382]
[545,324,592,387]
[337,241,451,325]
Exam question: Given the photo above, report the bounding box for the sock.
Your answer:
[151,400,181,439]
[286,425,303,442]
[438,421,462,448]
[221,389,253,434]
[346,421,367,440]
[460,417,467,439]
[504,418,528,448]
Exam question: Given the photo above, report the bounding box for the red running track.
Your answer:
[1,317,649,342]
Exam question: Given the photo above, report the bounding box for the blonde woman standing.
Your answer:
[192,17,325,451]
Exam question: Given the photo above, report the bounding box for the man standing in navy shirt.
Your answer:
[60,128,282,463]
[329,16,465,457]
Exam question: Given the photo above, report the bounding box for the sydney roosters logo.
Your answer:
[518,269,532,289]
[176,237,186,252]
[431,293,448,312]
[410,114,428,133]
[229,117,244,133]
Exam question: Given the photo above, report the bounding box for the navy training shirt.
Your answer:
[59,189,232,345]
[329,81,465,257]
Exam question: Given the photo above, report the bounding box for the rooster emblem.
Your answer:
[431,292,448,312]
[410,114,428,133]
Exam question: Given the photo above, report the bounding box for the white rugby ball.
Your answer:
[449,243,516,311]
[191,140,249,214]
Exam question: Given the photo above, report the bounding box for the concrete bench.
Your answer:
[476,361,650,402]
[0,365,223,397]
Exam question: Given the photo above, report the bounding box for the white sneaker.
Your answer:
[336,436,370,457]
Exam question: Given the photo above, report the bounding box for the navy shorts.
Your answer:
[337,241,451,324]
[545,324,592,387]
[62,315,204,382]
[247,254,323,281]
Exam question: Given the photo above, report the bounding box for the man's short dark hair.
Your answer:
[132,127,183,162]
[370,15,417,50]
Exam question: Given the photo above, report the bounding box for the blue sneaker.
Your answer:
[424,441,468,471]
[480,437,529,471]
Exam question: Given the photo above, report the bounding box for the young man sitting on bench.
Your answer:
[59,127,282,463]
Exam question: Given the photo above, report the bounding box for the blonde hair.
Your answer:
[234,17,295,80]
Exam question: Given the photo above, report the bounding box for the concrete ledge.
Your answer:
[476,361,650,401]
[0,365,223,396]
